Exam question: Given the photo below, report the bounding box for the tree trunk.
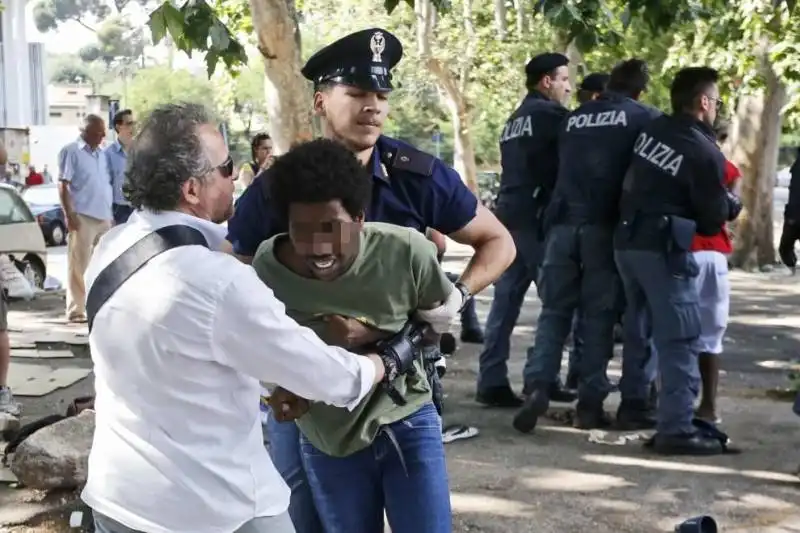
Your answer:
[512,0,525,35]
[493,0,507,39]
[729,49,784,269]
[558,34,582,93]
[249,0,313,155]
[415,0,479,194]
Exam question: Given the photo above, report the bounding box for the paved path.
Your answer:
[3,217,800,532]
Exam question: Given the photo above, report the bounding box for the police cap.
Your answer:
[301,28,403,93]
[525,52,569,83]
[579,72,610,93]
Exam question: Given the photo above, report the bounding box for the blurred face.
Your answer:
[84,119,106,148]
[541,66,572,105]
[288,200,363,281]
[181,123,236,224]
[116,113,136,146]
[700,83,722,128]
[314,84,390,152]
[255,138,273,167]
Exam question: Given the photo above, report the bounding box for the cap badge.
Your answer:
[370,31,386,63]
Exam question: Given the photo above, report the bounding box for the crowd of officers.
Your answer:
[482,52,741,457]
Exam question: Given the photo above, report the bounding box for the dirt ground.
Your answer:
[2,254,800,532]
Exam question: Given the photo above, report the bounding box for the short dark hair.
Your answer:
[124,103,215,211]
[268,138,372,222]
[670,66,719,115]
[113,109,133,132]
[607,59,649,98]
[526,69,559,93]
[250,133,271,162]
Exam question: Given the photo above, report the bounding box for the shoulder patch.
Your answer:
[385,145,436,177]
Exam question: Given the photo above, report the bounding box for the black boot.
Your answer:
[548,378,577,403]
[616,399,656,430]
[513,384,550,434]
[574,401,612,430]
[475,385,523,408]
[651,433,724,456]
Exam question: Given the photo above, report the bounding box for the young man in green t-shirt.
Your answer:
[252,139,456,533]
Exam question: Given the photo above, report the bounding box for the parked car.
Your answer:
[0,183,47,288]
[22,184,67,246]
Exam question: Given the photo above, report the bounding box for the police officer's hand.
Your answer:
[321,315,387,349]
[415,284,462,334]
[779,220,800,269]
[268,387,309,422]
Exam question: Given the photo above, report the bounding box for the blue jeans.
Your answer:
[524,225,620,402]
[478,228,543,390]
[264,413,323,533]
[300,403,451,533]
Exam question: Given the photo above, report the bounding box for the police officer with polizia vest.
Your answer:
[565,71,610,392]
[614,66,738,455]
[225,28,516,532]
[512,59,661,433]
[477,52,576,408]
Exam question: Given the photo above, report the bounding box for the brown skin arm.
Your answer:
[447,204,515,294]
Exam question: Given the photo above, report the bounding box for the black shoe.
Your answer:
[513,387,550,434]
[565,371,579,391]
[651,433,724,456]
[574,402,612,430]
[460,329,484,344]
[475,386,523,408]
[616,400,657,430]
[439,333,457,355]
[549,382,577,403]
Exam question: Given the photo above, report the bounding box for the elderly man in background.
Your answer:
[58,115,113,323]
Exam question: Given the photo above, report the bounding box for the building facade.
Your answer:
[0,0,48,128]
[47,84,94,126]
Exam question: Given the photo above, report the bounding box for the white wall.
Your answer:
[28,125,82,177]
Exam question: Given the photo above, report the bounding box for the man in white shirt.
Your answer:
[82,103,411,533]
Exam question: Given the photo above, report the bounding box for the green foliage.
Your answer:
[47,52,97,84]
[79,15,145,66]
[148,1,248,77]
[123,66,217,118]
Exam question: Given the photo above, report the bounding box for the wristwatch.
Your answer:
[454,281,473,313]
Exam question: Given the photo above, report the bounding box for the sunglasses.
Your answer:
[217,156,234,178]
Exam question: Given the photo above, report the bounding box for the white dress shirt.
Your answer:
[81,209,376,533]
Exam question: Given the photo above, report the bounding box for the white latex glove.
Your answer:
[415,284,463,334]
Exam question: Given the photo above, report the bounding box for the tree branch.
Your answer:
[73,16,97,32]
[458,0,476,96]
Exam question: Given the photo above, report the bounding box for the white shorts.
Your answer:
[691,250,730,354]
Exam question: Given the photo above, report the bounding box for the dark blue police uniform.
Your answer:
[477,53,569,406]
[614,114,731,454]
[227,28,478,533]
[779,148,800,268]
[514,92,659,431]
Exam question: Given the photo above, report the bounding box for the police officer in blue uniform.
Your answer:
[614,66,736,455]
[477,52,574,408]
[779,148,800,269]
[566,71,610,391]
[513,59,659,433]
[225,28,516,532]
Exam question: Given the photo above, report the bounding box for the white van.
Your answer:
[0,183,47,288]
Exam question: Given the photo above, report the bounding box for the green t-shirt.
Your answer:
[252,222,453,457]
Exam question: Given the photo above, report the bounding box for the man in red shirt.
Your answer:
[690,121,741,423]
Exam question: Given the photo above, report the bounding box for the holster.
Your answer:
[665,215,699,278]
